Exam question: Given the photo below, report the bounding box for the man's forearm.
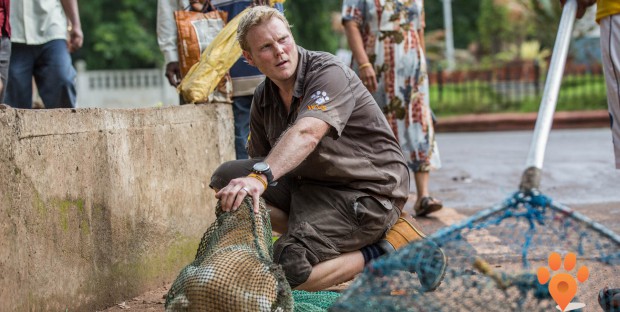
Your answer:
[264,117,329,181]
[343,21,370,66]
[60,0,81,29]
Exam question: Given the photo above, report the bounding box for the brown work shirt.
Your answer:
[248,46,410,209]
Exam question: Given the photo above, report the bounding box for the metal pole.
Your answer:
[520,0,577,191]
[442,0,455,71]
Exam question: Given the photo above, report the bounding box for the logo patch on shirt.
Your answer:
[307,91,330,112]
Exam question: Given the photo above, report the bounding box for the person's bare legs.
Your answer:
[413,170,443,216]
[294,251,365,291]
[413,170,430,207]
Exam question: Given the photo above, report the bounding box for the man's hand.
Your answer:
[359,65,378,93]
[165,62,182,87]
[67,25,83,53]
[215,176,266,213]
[560,0,596,19]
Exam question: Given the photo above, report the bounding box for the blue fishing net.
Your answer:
[330,190,620,311]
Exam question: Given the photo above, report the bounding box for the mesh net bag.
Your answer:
[330,190,620,311]
[165,197,293,311]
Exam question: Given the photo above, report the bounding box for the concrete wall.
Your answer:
[0,104,235,310]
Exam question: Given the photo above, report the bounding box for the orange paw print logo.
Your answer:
[537,252,589,312]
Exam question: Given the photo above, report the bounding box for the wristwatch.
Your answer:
[252,162,277,186]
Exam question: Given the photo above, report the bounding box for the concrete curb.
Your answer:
[436,110,610,132]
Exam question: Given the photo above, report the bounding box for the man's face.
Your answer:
[242,17,298,87]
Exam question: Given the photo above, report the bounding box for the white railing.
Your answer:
[75,61,180,109]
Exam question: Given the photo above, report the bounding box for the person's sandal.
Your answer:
[414,196,443,217]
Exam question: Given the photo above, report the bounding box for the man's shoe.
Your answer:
[414,240,448,292]
[378,217,426,253]
[378,217,447,292]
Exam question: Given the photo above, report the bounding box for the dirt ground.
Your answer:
[98,286,168,312]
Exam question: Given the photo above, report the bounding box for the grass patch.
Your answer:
[429,74,607,117]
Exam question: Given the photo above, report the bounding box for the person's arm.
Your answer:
[216,116,330,213]
[418,27,426,55]
[60,0,83,53]
[560,0,596,19]
[419,1,426,53]
[157,0,182,86]
[343,20,377,93]
[264,117,329,181]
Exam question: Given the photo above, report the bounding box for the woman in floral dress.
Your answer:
[342,0,442,216]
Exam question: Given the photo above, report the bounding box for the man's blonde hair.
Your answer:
[237,6,291,52]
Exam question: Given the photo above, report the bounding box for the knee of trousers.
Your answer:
[209,159,259,190]
[273,240,317,288]
[210,160,247,190]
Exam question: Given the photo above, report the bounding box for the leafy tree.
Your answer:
[522,0,561,50]
[78,0,162,69]
[424,0,481,50]
[284,0,341,53]
[478,0,511,56]
[78,0,342,69]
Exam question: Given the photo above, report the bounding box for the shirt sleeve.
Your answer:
[296,64,356,139]
[157,0,180,64]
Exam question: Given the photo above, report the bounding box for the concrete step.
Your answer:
[436,110,609,132]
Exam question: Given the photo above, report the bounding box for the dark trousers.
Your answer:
[6,39,76,109]
[210,159,399,287]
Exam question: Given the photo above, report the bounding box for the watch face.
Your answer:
[253,162,270,172]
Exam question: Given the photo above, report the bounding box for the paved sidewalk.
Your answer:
[436,109,609,132]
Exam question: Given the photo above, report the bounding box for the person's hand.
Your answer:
[189,0,204,12]
[165,62,182,87]
[215,176,266,213]
[67,25,83,53]
[359,64,378,93]
[560,0,596,19]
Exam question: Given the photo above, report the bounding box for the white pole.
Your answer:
[525,0,577,170]
[442,0,455,71]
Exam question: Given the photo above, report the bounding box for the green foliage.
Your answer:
[424,0,481,49]
[78,0,342,69]
[478,0,511,55]
[524,0,562,50]
[284,0,341,53]
[429,74,607,117]
[79,0,163,69]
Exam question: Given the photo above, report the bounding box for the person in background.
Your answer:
[211,5,447,292]
[561,0,620,169]
[157,0,283,160]
[342,0,443,217]
[560,1,620,309]
[6,0,82,109]
[0,0,9,103]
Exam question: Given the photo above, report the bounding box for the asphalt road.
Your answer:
[410,128,620,234]
[404,127,620,311]
[432,128,619,208]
